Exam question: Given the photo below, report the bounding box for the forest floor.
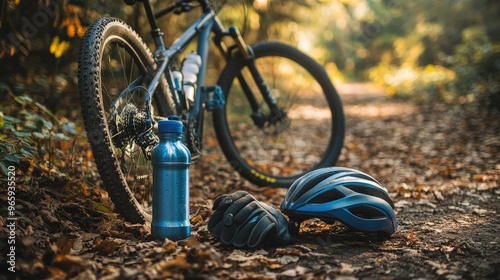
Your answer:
[2,83,500,279]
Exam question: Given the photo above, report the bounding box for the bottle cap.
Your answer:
[158,120,183,133]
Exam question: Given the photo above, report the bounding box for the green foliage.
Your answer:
[0,92,80,178]
[317,0,500,108]
[0,0,127,114]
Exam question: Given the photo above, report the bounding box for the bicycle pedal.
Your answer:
[204,85,225,111]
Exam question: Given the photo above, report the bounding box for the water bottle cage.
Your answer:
[203,85,225,111]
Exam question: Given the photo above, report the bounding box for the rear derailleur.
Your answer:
[109,104,158,160]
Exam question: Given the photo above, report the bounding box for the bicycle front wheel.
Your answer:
[78,18,175,223]
[213,41,345,187]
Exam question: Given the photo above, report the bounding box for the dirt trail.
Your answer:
[4,83,500,279]
[331,83,500,279]
[195,82,500,279]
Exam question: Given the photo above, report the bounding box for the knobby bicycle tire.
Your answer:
[213,41,345,188]
[78,18,175,223]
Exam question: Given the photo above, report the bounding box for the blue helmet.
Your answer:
[280,167,397,235]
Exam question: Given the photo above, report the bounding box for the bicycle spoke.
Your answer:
[119,45,128,86]
[98,35,157,216]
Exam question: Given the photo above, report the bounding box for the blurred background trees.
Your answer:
[317,0,500,108]
[1,0,499,114]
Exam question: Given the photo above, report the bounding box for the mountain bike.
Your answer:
[78,0,345,224]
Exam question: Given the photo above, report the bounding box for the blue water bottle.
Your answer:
[151,118,191,241]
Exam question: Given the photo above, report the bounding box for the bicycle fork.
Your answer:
[216,25,287,129]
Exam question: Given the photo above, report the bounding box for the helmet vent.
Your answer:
[295,171,337,199]
[349,205,386,219]
[309,188,345,204]
[345,185,392,205]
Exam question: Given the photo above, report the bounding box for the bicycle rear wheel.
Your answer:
[78,18,175,223]
[213,41,345,187]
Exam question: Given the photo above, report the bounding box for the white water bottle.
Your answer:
[181,52,202,104]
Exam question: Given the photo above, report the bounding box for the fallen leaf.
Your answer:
[280,269,297,277]
[339,263,354,275]
[94,238,119,255]
[277,255,299,265]
[56,237,76,255]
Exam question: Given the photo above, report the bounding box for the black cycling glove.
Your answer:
[208,191,291,249]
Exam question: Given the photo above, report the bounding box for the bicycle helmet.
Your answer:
[280,167,397,235]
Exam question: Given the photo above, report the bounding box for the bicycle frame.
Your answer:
[127,1,224,140]
[123,0,283,150]
[142,1,218,137]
